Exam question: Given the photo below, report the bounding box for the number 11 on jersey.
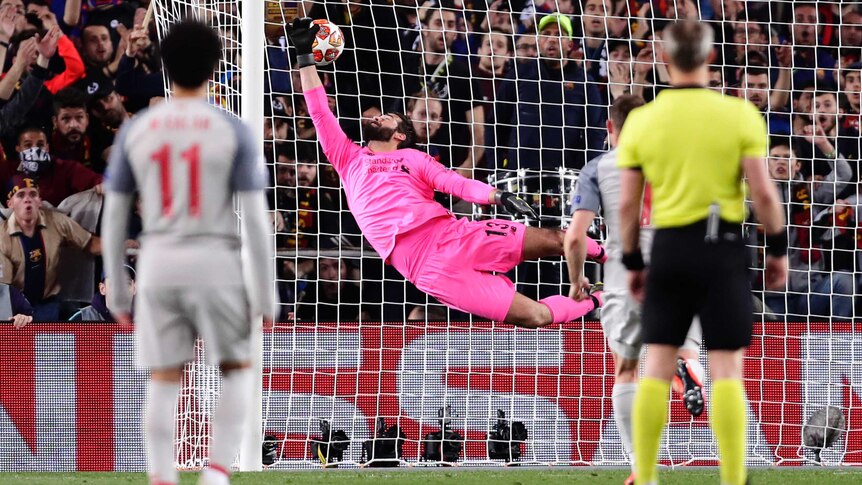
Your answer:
[150,143,202,218]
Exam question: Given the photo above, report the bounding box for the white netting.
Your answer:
[151,0,862,470]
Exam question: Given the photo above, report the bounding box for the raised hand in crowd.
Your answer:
[14,37,38,68]
[607,59,631,100]
[802,121,836,156]
[36,25,61,66]
[631,2,651,40]
[34,8,58,31]
[776,43,793,68]
[125,25,153,59]
[0,2,17,43]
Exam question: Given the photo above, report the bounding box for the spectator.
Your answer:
[115,22,165,112]
[0,25,61,132]
[794,90,861,182]
[264,96,291,151]
[737,66,791,135]
[13,125,102,206]
[764,138,853,319]
[25,0,82,34]
[473,28,514,81]
[495,12,605,171]
[840,62,861,131]
[472,28,513,169]
[0,177,102,320]
[727,21,768,69]
[515,33,538,59]
[0,0,25,39]
[791,2,837,88]
[51,87,99,172]
[79,0,139,45]
[80,22,117,78]
[580,0,612,84]
[0,34,55,141]
[478,0,521,35]
[838,8,862,67]
[69,264,136,321]
[20,5,85,94]
[80,77,129,163]
[708,64,725,92]
[406,91,446,165]
[296,257,364,322]
[401,6,485,177]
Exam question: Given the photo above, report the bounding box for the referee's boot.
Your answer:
[624,472,636,485]
[672,357,705,417]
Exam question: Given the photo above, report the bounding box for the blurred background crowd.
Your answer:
[0,0,860,323]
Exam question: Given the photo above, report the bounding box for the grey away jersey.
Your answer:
[572,149,654,290]
[105,98,266,240]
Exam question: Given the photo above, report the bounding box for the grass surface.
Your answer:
[3,469,862,485]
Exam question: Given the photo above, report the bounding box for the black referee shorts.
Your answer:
[642,220,753,351]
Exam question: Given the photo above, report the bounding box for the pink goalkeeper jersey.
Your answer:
[305,86,495,260]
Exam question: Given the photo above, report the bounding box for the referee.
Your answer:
[616,21,786,485]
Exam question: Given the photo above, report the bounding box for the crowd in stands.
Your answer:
[1,0,860,323]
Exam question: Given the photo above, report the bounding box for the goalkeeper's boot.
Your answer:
[672,357,705,417]
[624,472,636,485]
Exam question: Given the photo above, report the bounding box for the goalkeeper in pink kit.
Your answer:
[288,18,603,327]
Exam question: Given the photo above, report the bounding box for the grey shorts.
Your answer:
[601,286,702,361]
[134,284,251,369]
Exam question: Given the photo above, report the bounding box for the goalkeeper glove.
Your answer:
[496,191,538,219]
[286,17,320,67]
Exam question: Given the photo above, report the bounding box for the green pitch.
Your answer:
[3,469,862,485]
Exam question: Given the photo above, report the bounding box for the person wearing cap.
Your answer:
[69,264,136,322]
[494,11,605,171]
[78,74,130,166]
[0,176,105,321]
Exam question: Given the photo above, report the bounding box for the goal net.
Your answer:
[151,0,862,470]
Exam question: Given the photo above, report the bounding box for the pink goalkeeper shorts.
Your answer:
[389,216,527,321]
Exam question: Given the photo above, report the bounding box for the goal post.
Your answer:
[238,0,266,472]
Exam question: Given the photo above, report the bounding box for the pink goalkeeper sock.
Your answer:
[540,294,602,324]
[586,237,607,263]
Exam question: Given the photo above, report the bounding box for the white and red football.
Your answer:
[311,19,345,66]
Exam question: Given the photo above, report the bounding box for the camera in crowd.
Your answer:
[421,405,464,464]
[310,419,350,467]
[486,409,528,462]
[360,417,406,467]
[262,434,279,466]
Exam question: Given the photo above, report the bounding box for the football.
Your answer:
[311,19,345,66]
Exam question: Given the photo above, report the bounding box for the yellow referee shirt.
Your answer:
[616,88,767,228]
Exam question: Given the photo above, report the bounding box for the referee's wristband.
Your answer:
[622,251,646,271]
[765,231,788,257]
[296,53,315,68]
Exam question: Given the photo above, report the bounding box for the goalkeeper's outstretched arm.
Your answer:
[288,17,361,172]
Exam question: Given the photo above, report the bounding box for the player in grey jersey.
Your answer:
[564,95,704,485]
[101,20,274,485]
